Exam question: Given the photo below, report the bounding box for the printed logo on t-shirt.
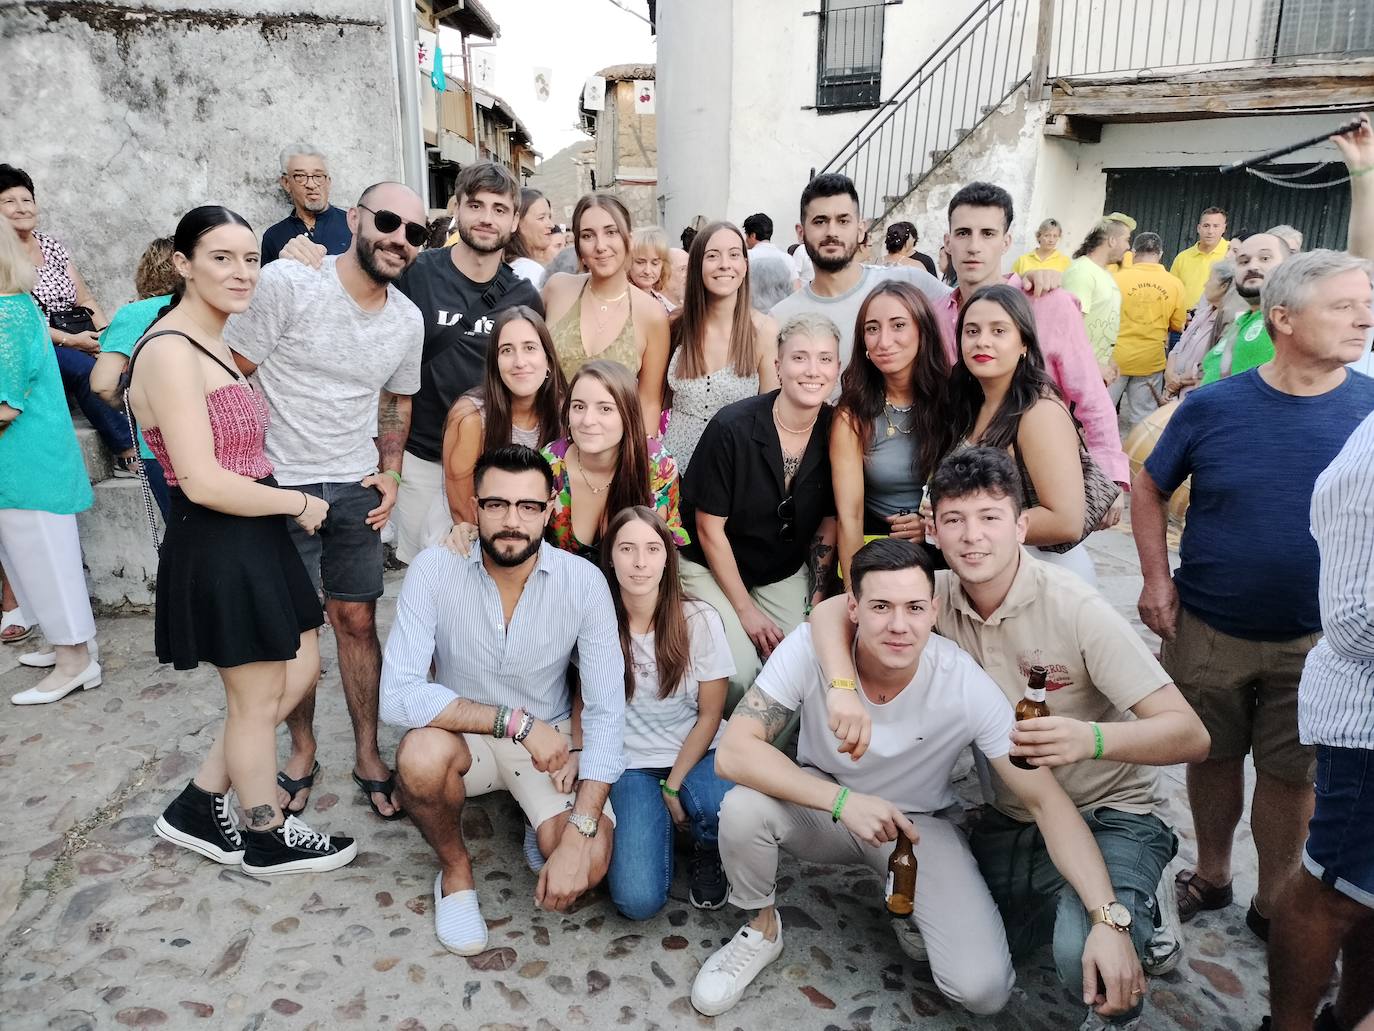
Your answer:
[436,309,464,327]
[1017,654,1071,691]
[470,315,495,337]
[1243,320,1264,342]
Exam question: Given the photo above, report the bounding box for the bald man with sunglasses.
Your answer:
[224,180,428,823]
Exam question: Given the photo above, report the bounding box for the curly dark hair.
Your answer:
[927,446,1024,516]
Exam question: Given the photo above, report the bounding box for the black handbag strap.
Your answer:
[124,329,243,384]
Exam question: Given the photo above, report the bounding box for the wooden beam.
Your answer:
[1042,114,1102,142]
[1052,86,1374,121]
[1027,0,1057,100]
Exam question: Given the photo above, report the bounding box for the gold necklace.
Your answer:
[884,399,915,438]
[587,287,629,311]
[572,445,614,494]
[773,403,818,436]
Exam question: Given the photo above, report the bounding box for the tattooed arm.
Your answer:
[716,683,844,814]
[807,516,838,608]
[363,390,412,531]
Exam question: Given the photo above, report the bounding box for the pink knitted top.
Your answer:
[142,384,275,486]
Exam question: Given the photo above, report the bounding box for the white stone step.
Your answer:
[76,477,160,610]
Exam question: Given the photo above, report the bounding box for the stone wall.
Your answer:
[1,0,403,312]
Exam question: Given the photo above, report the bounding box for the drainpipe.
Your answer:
[389,0,429,207]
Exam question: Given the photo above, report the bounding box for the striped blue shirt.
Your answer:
[380,543,626,783]
[1299,410,1374,750]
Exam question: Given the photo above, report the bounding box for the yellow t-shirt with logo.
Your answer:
[1111,262,1187,376]
[1169,238,1230,310]
[1011,249,1072,276]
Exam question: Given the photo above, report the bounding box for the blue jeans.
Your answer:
[55,345,133,454]
[607,751,733,921]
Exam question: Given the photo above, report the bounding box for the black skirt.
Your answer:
[155,477,324,670]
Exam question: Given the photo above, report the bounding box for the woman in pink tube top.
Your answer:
[125,206,356,877]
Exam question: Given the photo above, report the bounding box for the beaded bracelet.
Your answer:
[659,780,679,798]
[831,786,850,823]
[492,705,510,738]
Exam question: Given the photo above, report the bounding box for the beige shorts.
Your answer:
[1161,606,1318,784]
[461,720,616,829]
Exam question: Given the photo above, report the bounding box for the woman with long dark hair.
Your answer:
[542,193,669,435]
[664,222,779,472]
[542,359,686,559]
[503,188,556,285]
[951,283,1091,581]
[127,205,356,875]
[601,506,734,919]
[831,280,951,576]
[424,305,566,540]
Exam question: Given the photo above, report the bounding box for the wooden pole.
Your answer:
[1029,0,1057,100]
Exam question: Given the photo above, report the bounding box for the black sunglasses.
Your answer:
[777,495,796,544]
[358,204,428,247]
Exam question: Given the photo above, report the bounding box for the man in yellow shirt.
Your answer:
[1169,207,1230,310]
[1111,233,1187,434]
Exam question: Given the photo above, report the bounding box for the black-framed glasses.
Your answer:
[777,495,796,543]
[476,497,549,518]
[358,204,428,247]
[288,172,330,185]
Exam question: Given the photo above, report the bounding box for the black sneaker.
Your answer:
[154,781,245,864]
[689,843,729,910]
[241,814,357,875]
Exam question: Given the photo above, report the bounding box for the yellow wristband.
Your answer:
[828,678,857,691]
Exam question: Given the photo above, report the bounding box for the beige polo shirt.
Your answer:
[935,552,1170,823]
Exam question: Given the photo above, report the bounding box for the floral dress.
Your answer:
[541,436,689,559]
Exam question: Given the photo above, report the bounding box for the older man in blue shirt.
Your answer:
[380,445,624,956]
[261,144,353,264]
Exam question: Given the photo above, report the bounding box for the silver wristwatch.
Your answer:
[566,811,599,838]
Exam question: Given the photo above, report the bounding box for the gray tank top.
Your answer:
[864,409,924,521]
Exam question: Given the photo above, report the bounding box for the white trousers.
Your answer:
[0,509,97,645]
[392,452,444,565]
[1030,542,1097,588]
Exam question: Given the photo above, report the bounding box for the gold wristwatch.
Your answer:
[567,811,599,838]
[1090,900,1132,932]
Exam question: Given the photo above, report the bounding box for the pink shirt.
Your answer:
[934,274,1130,485]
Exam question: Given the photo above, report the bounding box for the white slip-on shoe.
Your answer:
[19,640,100,668]
[11,660,102,705]
[691,912,785,1016]
[433,872,488,956]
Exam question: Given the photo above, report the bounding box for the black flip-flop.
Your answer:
[353,770,405,821]
[276,760,320,814]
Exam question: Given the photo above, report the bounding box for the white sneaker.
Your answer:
[892,917,929,963]
[11,660,102,705]
[1079,1012,1142,1030]
[433,872,487,956]
[691,913,784,1016]
[1143,870,1184,976]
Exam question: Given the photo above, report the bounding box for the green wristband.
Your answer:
[659,779,679,798]
[1351,165,1374,178]
[831,786,850,823]
[382,469,403,486]
[1090,722,1104,761]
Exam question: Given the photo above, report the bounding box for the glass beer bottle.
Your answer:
[886,834,916,915]
[1010,665,1050,770]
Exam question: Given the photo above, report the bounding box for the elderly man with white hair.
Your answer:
[1133,248,1374,943]
[261,143,352,264]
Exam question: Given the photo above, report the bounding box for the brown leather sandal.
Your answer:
[1175,868,1233,922]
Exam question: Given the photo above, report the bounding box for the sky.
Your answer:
[437,0,657,160]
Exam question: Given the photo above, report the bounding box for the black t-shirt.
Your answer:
[397,248,544,462]
[681,391,835,588]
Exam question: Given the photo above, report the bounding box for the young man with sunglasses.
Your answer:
[380,445,624,955]
[225,180,427,822]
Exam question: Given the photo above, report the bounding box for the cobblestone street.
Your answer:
[0,529,1271,1031]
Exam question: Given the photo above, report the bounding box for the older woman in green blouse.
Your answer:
[0,219,100,705]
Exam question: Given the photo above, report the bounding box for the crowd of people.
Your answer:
[1,113,1372,1031]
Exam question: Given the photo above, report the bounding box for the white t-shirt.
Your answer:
[225,256,424,484]
[622,600,735,768]
[754,624,1014,814]
[508,256,546,289]
[748,240,799,278]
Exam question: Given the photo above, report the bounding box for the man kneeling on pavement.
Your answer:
[804,447,1210,1028]
[691,523,1160,1024]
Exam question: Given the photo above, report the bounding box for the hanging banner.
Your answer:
[430,43,446,91]
[534,67,552,102]
[473,51,495,90]
[634,79,655,114]
[583,75,606,112]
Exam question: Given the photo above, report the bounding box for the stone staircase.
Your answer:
[72,420,159,611]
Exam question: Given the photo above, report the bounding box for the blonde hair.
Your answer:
[631,227,672,291]
[0,218,34,294]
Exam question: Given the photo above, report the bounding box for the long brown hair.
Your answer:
[836,280,952,482]
[478,305,566,451]
[564,360,653,540]
[572,192,633,274]
[601,506,693,700]
[669,220,758,379]
[504,188,549,263]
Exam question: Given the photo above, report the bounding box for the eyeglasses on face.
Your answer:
[288,172,330,185]
[476,497,549,518]
[358,204,428,247]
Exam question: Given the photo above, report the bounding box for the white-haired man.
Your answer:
[262,143,352,264]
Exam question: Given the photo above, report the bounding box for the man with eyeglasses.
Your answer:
[261,144,352,264]
[380,444,624,955]
[225,180,428,823]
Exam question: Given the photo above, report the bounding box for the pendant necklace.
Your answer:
[573,445,613,495]
[884,397,915,438]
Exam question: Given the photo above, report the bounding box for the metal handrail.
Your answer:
[819,0,1034,226]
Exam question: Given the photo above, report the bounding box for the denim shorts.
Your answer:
[284,480,385,603]
[1303,745,1374,910]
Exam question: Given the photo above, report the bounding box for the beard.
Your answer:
[804,235,860,274]
[1236,275,1264,300]
[479,530,541,567]
[356,231,410,285]
[457,218,514,255]
[302,195,329,215]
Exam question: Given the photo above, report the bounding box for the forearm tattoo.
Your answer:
[736,685,796,745]
[807,531,836,600]
[375,393,409,471]
[247,804,275,829]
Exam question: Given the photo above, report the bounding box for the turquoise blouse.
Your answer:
[0,293,94,513]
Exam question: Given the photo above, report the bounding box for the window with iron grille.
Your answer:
[816,0,887,111]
